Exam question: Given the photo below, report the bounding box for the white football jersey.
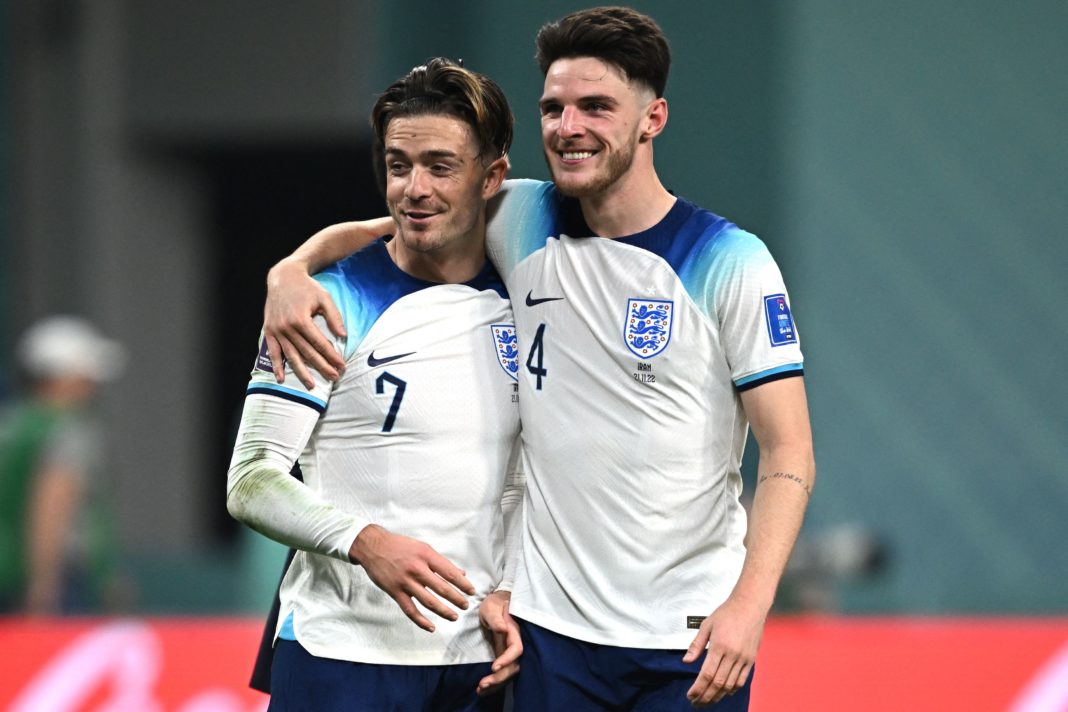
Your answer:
[228,239,522,665]
[484,180,805,649]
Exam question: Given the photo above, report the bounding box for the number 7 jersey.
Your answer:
[485,179,805,649]
[231,239,521,665]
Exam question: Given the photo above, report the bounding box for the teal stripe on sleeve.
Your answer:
[734,362,804,387]
[246,382,328,410]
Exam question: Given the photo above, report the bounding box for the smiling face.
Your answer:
[539,56,656,199]
[384,113,501,259]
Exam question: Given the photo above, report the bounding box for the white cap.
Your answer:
[17,315,127,382]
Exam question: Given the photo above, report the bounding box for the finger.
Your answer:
[393,594,435,633]
[299,306,346,373]
[320,297,347,340]
[295,344,341,384]
[490,626,522,671]
[737,661,754,688]
[476,663,519,696]
[428,555,476,597]
[278,335,315,389]
[426,579,471,611]
[409,585,461,622]
[265,334,286,383]
[699,655,735,707]
[682,625,711,663]
[288,330,341,383]
[687,653,723,704]
[709,659,743,706]
[722,658,745,694]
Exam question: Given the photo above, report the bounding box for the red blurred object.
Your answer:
[755,617,1068,712]
[1,617,1066,711]
[0,618,266,712]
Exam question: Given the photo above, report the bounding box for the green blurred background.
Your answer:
[3,0,1065,615]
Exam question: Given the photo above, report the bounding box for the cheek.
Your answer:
[385,178,407,202]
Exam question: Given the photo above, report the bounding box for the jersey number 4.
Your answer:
[526,323,547,390]
[375,371,406,432]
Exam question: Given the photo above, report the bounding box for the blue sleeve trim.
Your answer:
[246,384,327,413]
[735,363,804,391]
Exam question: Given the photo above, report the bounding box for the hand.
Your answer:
[264,258,347,389]
[682,596,766,707]
[349,524,476,633]
[476,590,522,695]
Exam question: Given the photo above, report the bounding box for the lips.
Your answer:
[401,209,440,223]
[558,149,597,163]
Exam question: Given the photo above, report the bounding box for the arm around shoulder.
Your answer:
[264,217,394,387]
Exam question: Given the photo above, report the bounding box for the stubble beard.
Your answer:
[547,134,638,199]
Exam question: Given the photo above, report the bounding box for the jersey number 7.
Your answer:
[375,372,406,432]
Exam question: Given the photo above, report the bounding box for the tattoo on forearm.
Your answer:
[758,471,812,499]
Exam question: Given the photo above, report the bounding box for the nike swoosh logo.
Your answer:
[367,351,415,368]
[525,290,563,307]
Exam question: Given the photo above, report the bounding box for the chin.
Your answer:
[552,175,600,199]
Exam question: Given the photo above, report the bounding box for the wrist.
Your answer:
[348,523,385,565]
[726,582,775,617]
[267,256,311,289]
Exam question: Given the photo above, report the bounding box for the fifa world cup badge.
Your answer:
[763,294,797,347]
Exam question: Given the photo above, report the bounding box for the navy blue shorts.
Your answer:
[268,638,505,712]
[512,619,752,711]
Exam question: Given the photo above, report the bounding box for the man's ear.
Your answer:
[482,154,510,199]
[639,97,668,143]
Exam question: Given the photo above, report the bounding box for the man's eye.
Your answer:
[388,163,409,175]
[431,164,452,175]
[541,104,562,117]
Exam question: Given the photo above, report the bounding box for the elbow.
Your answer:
[226,482,248,523]
[226,466,256,524]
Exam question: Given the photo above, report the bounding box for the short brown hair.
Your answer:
[535,6,671,98]
[370,58,513,161]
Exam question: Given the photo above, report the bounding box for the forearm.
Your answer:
[731,444,815,611]
[274,218,394,276]
[227,462,367,562]
[226,393,368,562]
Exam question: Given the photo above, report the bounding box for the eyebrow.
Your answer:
[539,94,618,109]
[384,147,463,161]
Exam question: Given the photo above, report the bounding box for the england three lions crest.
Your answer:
[624,299,673,359]
[490,324,519,380]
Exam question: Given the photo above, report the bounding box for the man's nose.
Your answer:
[558,106,584,137]
[405,167,431,200]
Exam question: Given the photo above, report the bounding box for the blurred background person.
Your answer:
[0,315,127,615]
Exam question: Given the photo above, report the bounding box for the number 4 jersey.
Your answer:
[228,238,522,665]
[485,179,805,650]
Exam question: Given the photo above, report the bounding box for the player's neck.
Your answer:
[579,163,675,239]
[387,229,487,284]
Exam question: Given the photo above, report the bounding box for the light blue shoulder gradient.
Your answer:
[488,179,562,276]
[677,225,773,319]
[314,269,383,362]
